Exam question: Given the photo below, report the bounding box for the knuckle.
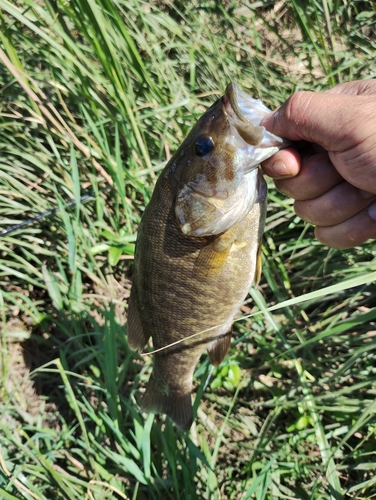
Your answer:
[283,91,315,128]
[275,91,318,142]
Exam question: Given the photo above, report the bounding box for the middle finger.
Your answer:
[275,152,342,200]
[294,181,376,226]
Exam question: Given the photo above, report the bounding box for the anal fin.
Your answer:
[207,332,232,367]
[127,285,149,352]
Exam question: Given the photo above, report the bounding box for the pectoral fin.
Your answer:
[207,333,232,367]
[194,232,235,278]
[127,285,149,352]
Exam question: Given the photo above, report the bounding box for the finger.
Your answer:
[274,152,343,200]
[325,79,376,96]
[261,148,301,179]
[261,91,375,152]
[315,203,376,249]
[294,181,376,226]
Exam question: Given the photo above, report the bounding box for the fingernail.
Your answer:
[270,159,291,178]
[368,201,376,220]
[359,189,375,199]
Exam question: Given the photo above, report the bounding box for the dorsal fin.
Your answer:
[127,286,149,352]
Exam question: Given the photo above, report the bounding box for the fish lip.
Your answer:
[223,83,264,147]
[224,83,248,123]
[223,82,290,151]
[223,82,274,129]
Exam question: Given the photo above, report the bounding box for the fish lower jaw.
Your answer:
[181,223,192,235]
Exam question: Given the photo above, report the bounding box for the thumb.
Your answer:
[261,91,372,152]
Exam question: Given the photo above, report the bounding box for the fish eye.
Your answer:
[194,135,214,157]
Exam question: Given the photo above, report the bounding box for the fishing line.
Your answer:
[0,187,112,237]
[0,194,93,237]
[141,269,376,356]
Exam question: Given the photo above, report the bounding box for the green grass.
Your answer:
[1,0,376,498]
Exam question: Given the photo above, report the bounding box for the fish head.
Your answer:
[173,83,289,237]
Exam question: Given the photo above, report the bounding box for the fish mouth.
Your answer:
[223,82,291,150]
[224,83,249,124]
[222,83,265,146]
[224,83,272,128]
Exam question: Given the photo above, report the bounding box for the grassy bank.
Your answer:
[1,0,376,498]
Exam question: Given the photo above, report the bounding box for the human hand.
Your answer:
[261,80,376,249]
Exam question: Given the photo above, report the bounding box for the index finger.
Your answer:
[261,148,301,179]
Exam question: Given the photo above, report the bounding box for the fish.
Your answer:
[127,83,289,430]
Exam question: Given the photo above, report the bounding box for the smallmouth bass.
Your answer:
[127,83,288,430]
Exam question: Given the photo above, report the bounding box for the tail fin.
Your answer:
[141,377,193,431]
